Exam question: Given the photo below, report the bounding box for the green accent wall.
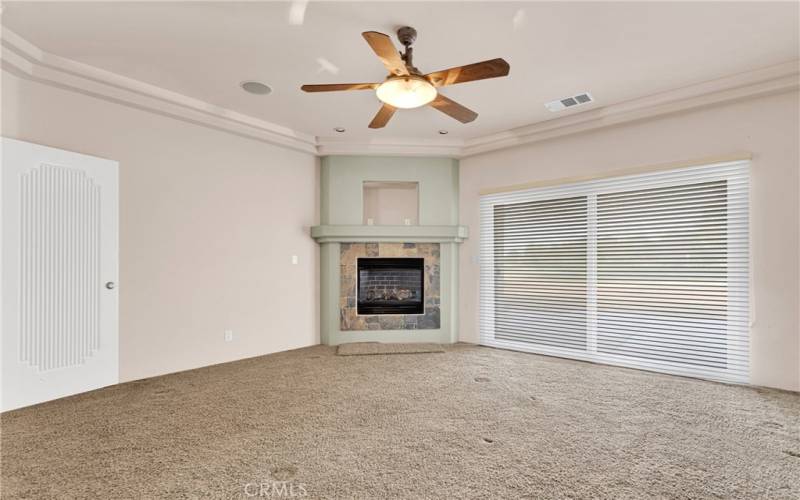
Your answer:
[320,156,459,225]
[315,155,463,345]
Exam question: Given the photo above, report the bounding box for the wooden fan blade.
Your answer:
[368,103,397,129]
[301,83,378,92]
[429,94,478,123]
[362,31,409,76]
[424,58,510,87]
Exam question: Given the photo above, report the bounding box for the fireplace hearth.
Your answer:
[357,258,424,315]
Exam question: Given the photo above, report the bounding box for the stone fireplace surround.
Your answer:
[340,243,440,331]
[311,155,467,345]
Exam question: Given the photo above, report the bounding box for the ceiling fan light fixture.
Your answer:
[375,75,437,109]
[300,28,510,128]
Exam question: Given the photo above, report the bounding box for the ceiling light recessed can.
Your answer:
[240,81,272,95]
[334,127,346,133]
[438,130,449,135]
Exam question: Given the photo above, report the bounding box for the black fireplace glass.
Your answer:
[357,258,424,315]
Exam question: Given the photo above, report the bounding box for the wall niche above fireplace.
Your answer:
[363,181,419,226]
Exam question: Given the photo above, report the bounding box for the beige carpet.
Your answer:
[337,342,445,356]
[2,344,798,499]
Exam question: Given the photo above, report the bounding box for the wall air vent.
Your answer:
[545,92,593,112]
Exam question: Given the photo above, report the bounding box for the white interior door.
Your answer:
[2,138,118,411]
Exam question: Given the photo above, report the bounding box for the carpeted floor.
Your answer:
[2,344,799,499]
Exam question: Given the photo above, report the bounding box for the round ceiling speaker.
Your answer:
[240,81,272,95]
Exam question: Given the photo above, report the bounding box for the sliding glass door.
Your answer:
[491,196,588,351]
[479,161,750,383]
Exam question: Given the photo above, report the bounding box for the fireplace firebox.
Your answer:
[357,258,424,315]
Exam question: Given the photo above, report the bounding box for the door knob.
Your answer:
[105,281,116,290]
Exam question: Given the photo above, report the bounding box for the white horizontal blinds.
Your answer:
[597,180,734,372]
[479,161,750,384]
[492,196,587,350]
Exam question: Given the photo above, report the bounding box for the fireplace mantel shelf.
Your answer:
[310,225,468,244]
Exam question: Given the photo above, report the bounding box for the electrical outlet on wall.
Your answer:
[224,330,234,342]
[291,255,299,265]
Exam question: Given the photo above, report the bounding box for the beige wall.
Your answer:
[4,69,798,391]
[459,90,800,392]
[2,71,320,382]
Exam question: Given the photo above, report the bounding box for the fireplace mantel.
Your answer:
[310,224,468,243]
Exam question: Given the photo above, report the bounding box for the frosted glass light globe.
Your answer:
[375,76,437,109]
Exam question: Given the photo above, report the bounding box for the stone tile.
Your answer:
[340,243,366,265]
[379,315,405,330]
[425,297,441,307]
[418,243,441,259]
[366,243,379,257]
[417,307,441,329]
[417,243,433,256]
[427,266,440,298]
[341,308,368,331]
[340,264,356,278]
[339,308,351,329]
[378,243,401,257]
[340,275,355,299]
[379,243,419,257]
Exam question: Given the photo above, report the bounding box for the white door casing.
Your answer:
[1,138,118,411]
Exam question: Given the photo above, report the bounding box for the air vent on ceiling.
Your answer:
[545,92,593,112]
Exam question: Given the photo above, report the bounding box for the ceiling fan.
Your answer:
[300,27,510,129]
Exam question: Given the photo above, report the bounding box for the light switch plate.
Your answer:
[224,330,233,342]
[291,255,299,265]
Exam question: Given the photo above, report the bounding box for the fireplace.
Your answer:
[357,257,424,315]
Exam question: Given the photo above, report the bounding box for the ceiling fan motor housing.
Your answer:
[397,26,417,47]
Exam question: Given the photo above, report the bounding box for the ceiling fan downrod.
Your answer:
[397,26,419,74]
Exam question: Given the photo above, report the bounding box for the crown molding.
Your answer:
[2,28,798,159]
[316,137,464,157]
[1,28,318,155]
[461,61,800,157]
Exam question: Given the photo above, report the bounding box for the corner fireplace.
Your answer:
[357,258,424,315]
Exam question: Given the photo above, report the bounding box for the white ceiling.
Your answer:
[2,1,798,143]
